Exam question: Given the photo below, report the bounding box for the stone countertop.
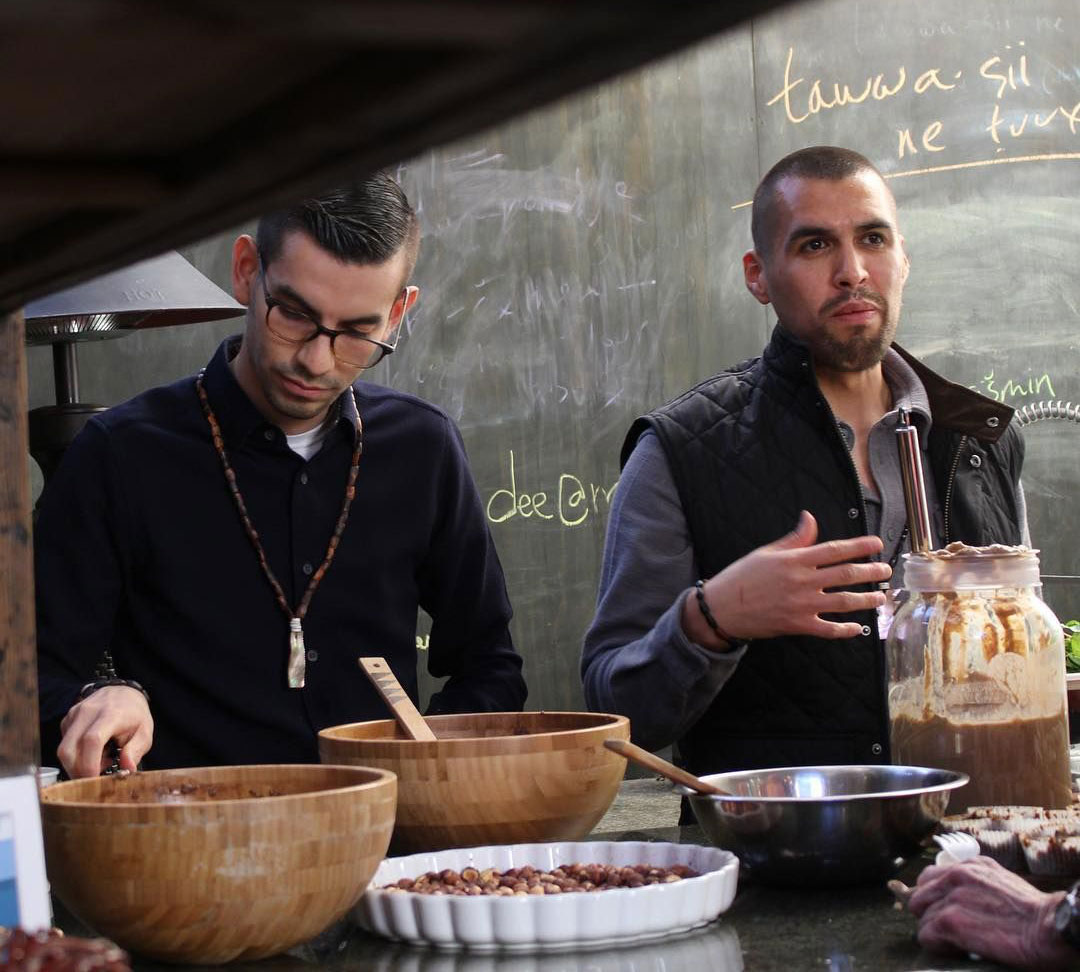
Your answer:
[49,776,1012,971]
[79,820,1015,972]
[593,776,681,833]
[339,832,1012,971]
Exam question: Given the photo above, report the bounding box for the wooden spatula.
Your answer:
[358,656,437,741]
[604,738,731,796]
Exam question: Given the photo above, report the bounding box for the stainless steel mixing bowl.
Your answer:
[681,764,968,887]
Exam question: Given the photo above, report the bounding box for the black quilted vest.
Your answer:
[623,326,1024,778]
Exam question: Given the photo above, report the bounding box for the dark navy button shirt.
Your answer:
[36,337,526,769]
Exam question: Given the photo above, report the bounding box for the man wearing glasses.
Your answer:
[36,173,527,778]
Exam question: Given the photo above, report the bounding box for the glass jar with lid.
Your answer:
[886,543,1071,812]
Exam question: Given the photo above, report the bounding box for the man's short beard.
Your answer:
[812,315,897,372]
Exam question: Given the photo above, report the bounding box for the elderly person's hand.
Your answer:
[907,856,1077,970]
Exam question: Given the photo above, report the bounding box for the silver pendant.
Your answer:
[288,617,306,689]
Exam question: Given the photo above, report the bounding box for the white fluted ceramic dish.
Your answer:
[357,840,739,952]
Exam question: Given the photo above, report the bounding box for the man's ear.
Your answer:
[743,250,771,306]
[392,285,419,324]
[900,237,911,283]
[232,235,259,306]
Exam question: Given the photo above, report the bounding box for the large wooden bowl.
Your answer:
[39,764,397,964]
[318,711,629,853]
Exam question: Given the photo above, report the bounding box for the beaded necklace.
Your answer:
[195,373,363,688]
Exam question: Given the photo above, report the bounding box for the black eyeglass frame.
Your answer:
[258,265,405,369]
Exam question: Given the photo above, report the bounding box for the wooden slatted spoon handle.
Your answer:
[603,738,730,796]
[359,657,437,741]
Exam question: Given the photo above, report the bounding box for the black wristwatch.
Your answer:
[1054,880,1080,951]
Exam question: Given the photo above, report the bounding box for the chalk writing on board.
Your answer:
[485,450,619,528]
[969,369,1058,403]
[763,39,1080,161]
[887,152,1080,179]
[985,102,1080,148]
[766,51,941,123]
[731,152,1080,208]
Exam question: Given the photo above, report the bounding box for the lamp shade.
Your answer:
[25,250,244,485]
[24,251,242,345]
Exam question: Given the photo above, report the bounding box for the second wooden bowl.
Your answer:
[40,764,397,964]
[318,711,629,853]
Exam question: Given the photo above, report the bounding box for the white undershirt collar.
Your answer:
[285,417,332,461]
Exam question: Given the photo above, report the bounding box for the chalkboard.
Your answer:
[27,0,1080,714]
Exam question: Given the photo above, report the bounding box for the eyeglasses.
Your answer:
[259,267,405,369]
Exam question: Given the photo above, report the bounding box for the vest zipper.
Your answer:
[941,434,967,545]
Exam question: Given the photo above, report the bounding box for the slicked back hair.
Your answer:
[256,172,421,283]
[750,146,886,261]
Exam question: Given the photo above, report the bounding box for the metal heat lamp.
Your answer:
[24,251,242,482]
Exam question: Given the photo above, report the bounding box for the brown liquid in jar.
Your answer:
[890,710,1071,812]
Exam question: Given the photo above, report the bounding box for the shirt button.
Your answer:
[871,742,883,756]
[263,428,275,441]
[969,454,982,468]
[848,508,859,519]
[299,471,309,485]
[302,562,314,576]
[306,649,319,662]
[986,416,1000,428]
[886,528,897,540]
[860,624,872,637]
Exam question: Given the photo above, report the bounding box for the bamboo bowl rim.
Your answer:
[40,763,396,809]
[318,711,629,750]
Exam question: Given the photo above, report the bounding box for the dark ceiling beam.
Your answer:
[0,163,168,207]
[174,0,582,47]
[0,0,793,310]
[0,0,581,47]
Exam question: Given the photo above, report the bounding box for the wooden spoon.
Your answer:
[359,657,437,741]
[604,738,731,796]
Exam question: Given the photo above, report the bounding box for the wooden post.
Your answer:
[0,308,38,768]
